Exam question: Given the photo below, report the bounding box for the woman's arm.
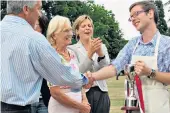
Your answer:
[97,44,110,68]
[81,88,89,104]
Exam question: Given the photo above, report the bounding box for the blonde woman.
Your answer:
[47,15,90,113]
[68,15,110,113]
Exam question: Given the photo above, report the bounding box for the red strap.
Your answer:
[126,81,129,113]
[135,75,145,113]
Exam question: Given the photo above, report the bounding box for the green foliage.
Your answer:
[154,1,168,35]
[0,1,126,59]
[42,1,125,58]
[1,1,7,20]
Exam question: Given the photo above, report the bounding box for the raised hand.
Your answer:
[134,60,151,76]
[87,38,102,59]
[94,37,104,57]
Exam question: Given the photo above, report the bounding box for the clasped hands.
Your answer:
[83,71,95,89]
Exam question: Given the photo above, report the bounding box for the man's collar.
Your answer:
[3,15,32,28]
[139,30,159,46]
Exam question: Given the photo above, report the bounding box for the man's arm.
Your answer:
[92,65,116,80]
[154,72,170,84]
[91,39,135,80]
[29,37,88,88]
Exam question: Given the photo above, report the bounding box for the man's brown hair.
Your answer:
[129,1,159,24]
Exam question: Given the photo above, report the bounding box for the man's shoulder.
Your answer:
[160,34,170,48]
[28,30,45,39]
[161,34,170,42]
[28,31,48,45]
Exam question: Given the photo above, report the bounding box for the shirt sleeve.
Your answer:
[29,38,88,89]
[112,39,136,75]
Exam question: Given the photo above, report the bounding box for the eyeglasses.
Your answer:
[128,10,147,22]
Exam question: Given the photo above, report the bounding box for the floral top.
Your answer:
[48,49,79,87]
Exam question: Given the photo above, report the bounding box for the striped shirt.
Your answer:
[0,15,88,106]
[112,31,170,74]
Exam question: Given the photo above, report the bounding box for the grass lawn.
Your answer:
[107,76,170,113]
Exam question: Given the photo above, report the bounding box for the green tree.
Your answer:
[1,1,7,20]
[42,1,125,58]
[154,1,168,35]
[0,1,126,59]
[85,3,124,58]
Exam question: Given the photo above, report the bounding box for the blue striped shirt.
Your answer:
[112,31,170,74]
[0,15,88,106]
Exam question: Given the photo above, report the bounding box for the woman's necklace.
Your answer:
[56,49,71,62]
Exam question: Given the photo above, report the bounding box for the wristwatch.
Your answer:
[149,69,156,78]
[97,55,105,62]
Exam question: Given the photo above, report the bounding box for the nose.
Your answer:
[85,26,90,30]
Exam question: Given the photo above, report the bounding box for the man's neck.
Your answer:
[142,24,157,43]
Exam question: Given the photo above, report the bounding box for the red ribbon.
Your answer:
[134,75,145,113]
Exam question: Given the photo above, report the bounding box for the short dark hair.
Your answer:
[38,14,49,36]
[129,1,159,24]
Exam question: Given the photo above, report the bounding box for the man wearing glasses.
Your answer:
[122,1,170,112]
[89,1,170,113]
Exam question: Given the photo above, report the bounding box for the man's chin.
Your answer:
[135,26,142,32]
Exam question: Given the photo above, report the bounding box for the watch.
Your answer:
[149,69,156,78]
[97,55,105,62]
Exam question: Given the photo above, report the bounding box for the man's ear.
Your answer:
[23,5,30,15]
[148,9,154,20]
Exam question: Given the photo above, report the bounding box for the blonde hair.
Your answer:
[47,15,71,46]
[73,15,93,38]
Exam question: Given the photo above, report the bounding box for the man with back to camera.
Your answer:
[0,1,93,113]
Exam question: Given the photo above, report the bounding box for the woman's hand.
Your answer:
[79,103,91,113]
[87,38,102,59]
[95,38,104,57]
[134,60,151,76]
[80,87,90,113]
